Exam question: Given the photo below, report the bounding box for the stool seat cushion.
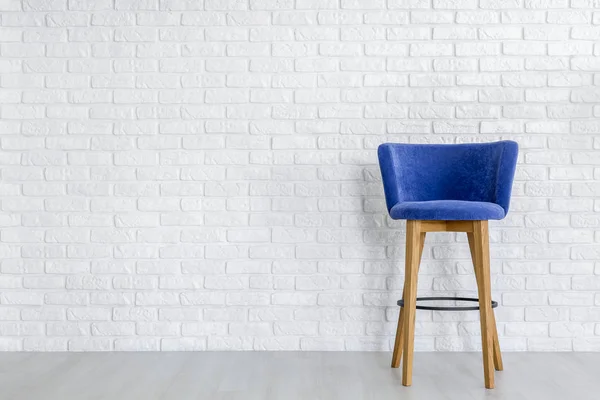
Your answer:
[377,141,518,221]
[389,200,505,221]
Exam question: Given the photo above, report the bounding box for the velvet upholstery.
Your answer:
[377,141,518,221]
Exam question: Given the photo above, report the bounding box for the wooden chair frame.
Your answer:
[391,220,503,389]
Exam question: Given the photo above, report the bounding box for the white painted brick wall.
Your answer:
[0,0,599,352]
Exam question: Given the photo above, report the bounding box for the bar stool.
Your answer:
[377,141,518,389]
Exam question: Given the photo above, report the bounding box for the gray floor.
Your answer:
[0,352,598,400]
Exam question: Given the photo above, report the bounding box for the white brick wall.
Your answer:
[0,0,599,352]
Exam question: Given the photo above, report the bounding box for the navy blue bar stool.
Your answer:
[377,141,518,389]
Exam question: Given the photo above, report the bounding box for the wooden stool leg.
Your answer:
[390,304,404,368]
[472,221,495,389]
[467,232,503,372]
[402,221,422,386]
[391,232,426,368]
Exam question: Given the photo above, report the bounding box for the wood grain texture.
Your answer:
[472,220,496,389]
[468,231,504,372]
[401,220,421,386]
[391,232,425,368]
[392,220,503,389]
[420,220,474,232]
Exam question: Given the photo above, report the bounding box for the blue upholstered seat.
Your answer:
[378,141,518,221]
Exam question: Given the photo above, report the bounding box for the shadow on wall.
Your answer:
[351,142,490,352]
[343,152,402,351]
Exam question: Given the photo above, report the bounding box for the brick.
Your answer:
[0,1,596,352]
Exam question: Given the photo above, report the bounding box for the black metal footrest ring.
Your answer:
[397,296,498,311]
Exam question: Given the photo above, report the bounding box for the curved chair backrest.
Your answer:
[377,141,518,215]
